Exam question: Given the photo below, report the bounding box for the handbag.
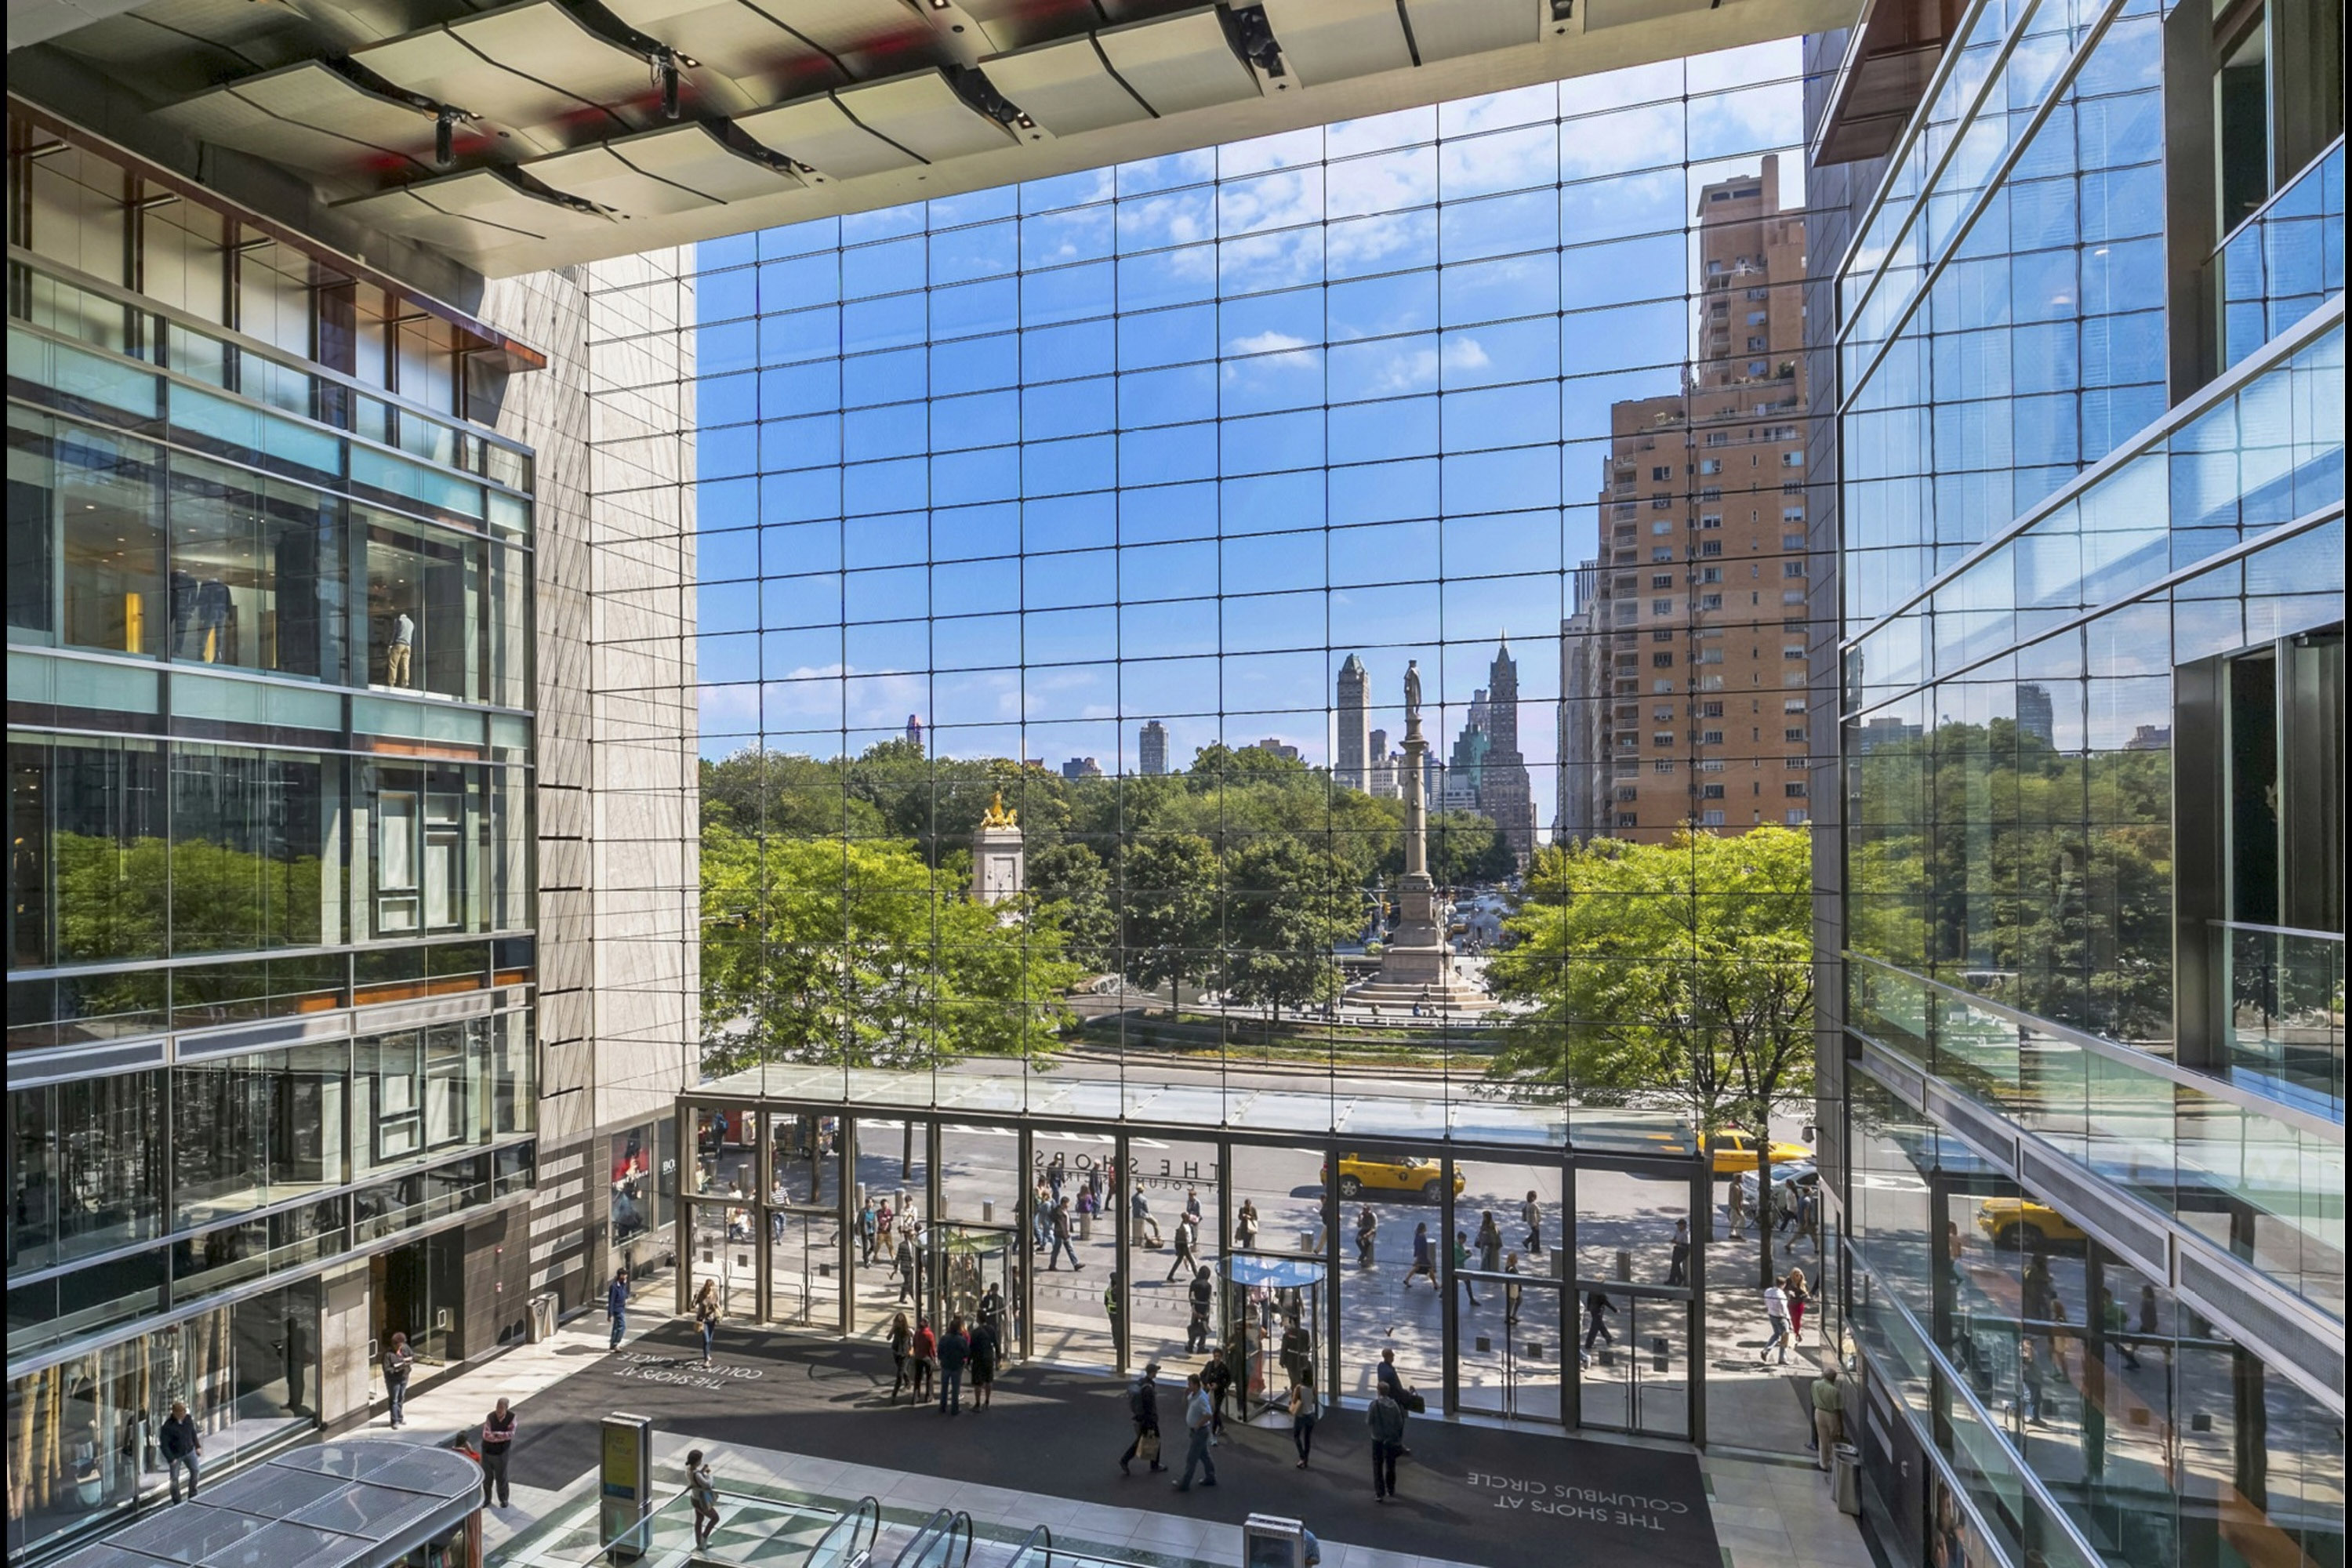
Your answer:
[1403,1390,1427,1414]
[1136,1431,1161,1463]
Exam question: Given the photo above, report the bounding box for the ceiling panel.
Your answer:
[1260,0,1415,84]
[772,0,934,65]
[1095,6,1260,116]
[834,69,1015,162]
[526,122,802,216]
[735,93,921,180]
[1401,0,1544,59]
[600,0,837,101]
[979,34,1152,136]
[351,1,645,140]
[158,62,441,181]
[336,168,617,260]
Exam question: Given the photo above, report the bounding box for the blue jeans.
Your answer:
[168,1454,199,1502]
[610,1310,626,1349]
[700,1321,716,1361]
[1177,1426,1216,1488]
[1761,1317,1789,1363]
[1050,1236,1079,1269]
[938,1367,964,1413]
[387,1377,408,1426]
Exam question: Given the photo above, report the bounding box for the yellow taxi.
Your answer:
[1700,1131,1814,1176]
[1975,1198,2088,1251]
[1324,1152,1466,1202]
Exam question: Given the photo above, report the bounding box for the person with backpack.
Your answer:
[1119,1362,1166,1474]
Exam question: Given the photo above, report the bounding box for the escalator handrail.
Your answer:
[888,1508,975,1568]
[1007,1523,1053,1568]
[802,1494,884,1567]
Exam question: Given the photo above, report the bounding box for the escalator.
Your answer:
[886,1508,973,1568]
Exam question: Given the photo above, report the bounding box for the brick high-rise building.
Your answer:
[1334,654,1370,791]
[1138,720,1170,776]
[1582,155,1812,842]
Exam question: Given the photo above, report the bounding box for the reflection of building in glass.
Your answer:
[1575,158,1812,842]
[1138,720,1170,776]
[1813,0,2346,1561]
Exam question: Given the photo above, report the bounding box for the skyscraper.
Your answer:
[1334,654,1370,792]
[1368,729,1398,798]
[1479,639,1538,868]
[1138,720,1169,777]
[906,713,926,753]
[1581,157,1812,841]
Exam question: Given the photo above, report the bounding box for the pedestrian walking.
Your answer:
[1785,1266,1812,1342]
[1186,1266,1214,1352]
[1201,1352,1235,1436]
[980,1283,1007,1343]
[1581,1288,1617,1357]
[1355,1204,1378,1266]
[1367,1385,1406,1501]
[2020,1336,2048,1424]
[1726,1172,1748,1238]
[1668,1219,1691,1286]
[382,1331,416,1428]
[1185,1186,1204,1228]
[1032,1181,1053,1249]
[1119,1362,1167,1474]
[1403,1222,1439,1290]
[1796,1183,1820,1252]
[969,1316,999,1409]
[160,1399,201,1502]
[1233,1199,1261,1251]
[1289,1369,1320,1468]
[695,1279,720,1367]
[937,1316,971,1414]
[1452,1231,1481,1308]
[606,1269,630,1350]
[1521,1189,1544,1254]
[1775,1176,1800,1236]
[910,1317,938,1401]
[1503,1253,1523,1325]
[1809,1367,1845,1467]
[1047,1152,1067,1202]
[1475,1210,1502,1273]
[686,1450,721,1549]
[859,1197,879,1263]
[1167,1214,1201,1281]
[1173,1374,1218,1490]
[479,1398,517,1508]
[1132,1185,1163,1247]
[1759,1277,1791,1365]
[895,1231,920,1298]
[1049,1198,1081,1270]
[877,1197,896,1250]
[888,1311,914,1399]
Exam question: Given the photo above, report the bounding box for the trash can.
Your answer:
[1830,1443,1861,1515]
[527,1292,558,1344]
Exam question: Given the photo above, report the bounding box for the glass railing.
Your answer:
[2220,920,2347,1119]
[1850,955,2346,1324]
[2216,139,2346,372]
[9,252,534,513]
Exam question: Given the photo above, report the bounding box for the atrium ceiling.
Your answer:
[11,0,1855,276]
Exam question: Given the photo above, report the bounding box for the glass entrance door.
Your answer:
[1457,1272,1563,1421]
[1576,1286,1691,1438]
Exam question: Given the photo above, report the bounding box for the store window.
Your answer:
[357,760,485,939]
[172,1042,347,1230]
[164,454,339,680]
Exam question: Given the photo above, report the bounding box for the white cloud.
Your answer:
[1225,329,1314,358]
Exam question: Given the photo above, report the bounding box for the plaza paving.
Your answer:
[349,1303,1869,1568]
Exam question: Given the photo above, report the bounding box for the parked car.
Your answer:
[1975,1198,2087,1251]
[1323,1152,1465,1202]
[1700,1130,1814,1176]
[1734,1160,1820,1212]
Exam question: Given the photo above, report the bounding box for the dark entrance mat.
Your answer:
[485,1323,1721,1568]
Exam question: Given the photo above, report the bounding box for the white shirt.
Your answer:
[1764,1283,1789,1320]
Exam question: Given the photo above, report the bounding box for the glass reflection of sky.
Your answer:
[672,44,1810,775]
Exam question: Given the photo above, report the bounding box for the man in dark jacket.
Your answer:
[382,1332,416,1428]
[1119,1362,1166,1474]
[937,1317,971,1415]
[607,1269,630,1350]
[160,1399,201,1502]
[1367,1388,1406,1501]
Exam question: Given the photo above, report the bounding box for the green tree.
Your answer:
[1027,839,1116,971]
[1221,836,1362,1020]
[1119,832,1221,1007]
[1486,826,1814,1140]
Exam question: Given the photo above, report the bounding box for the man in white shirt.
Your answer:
[387,609,415,687]
[1173,1373,1218,1491]
[1760,1279,1792,1365]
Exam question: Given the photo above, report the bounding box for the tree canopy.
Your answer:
[1486,826,1813,1134]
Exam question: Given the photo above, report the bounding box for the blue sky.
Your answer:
[684,42,1811,785]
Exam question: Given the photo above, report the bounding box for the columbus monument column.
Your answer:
[1353,660,1492,1011]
